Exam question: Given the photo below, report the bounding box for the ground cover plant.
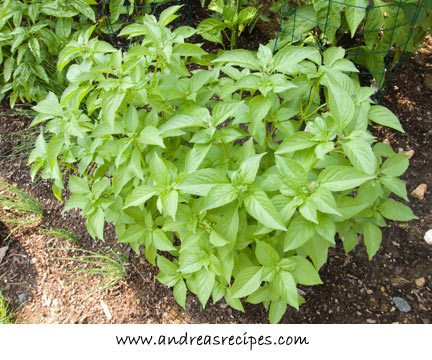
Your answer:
[25,5,419,323]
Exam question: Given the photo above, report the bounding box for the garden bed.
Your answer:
[0,33,431,324]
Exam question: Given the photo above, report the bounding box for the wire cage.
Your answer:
[100,0,191,36]
[274,0,424,98]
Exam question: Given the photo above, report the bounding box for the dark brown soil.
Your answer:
[0,14,431,325]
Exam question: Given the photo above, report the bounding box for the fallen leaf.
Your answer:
[398,149,414,159]
[0,246,8,263]
[100,299,112,321]
[411,183,427,200]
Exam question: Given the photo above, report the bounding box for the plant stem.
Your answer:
[59,161,95,181]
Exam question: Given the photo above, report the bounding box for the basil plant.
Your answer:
[28,6,417,323]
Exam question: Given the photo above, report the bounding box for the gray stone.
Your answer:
[18,293,26,303]
[392,297,411,312]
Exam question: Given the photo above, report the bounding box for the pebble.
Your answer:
[415,277,426,287]
[392,297,411,312]
[424,230,432,245]
[18,293,26,303]
[411,184,427,200]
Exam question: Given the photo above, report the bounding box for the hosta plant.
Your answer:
[0,0,96,106]
[28,6,417,323]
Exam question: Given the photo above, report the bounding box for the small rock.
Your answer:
[42,291,51,307]
[367,319,376,324]
[424,230,432,245]
[392,297,411,312]
[18,293,26,303]
[411,184,427,200]
[415,277,426,287]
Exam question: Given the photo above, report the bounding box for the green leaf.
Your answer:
[342,140,377,175]
[28,37,41,62]
[284,214,314,251]
[244,188,286,231]
[236,153,265,185]
[310,187,340,215]
[152,229,176,251]
[368,106,404,133]
[201,184,238,213]
[139,126,165,148]
[33,92,63,117]
[303,235,330,270]
[380,176,408,201]
[378,199,418,221]
[185,144,211,174]
[380,154,409,177]
[291,256,322,285]
[173,279,187,309]
[69,176,90,195]
[319,166,375,191]
[276,156,307,185]
[150,153,170,185]
[87,207,104,240]
[255,240,280,266]
[215,205,239,244]
[160,115,206,133]
[238,6,258,24]
[157,255,178,275]
[273,46,321,74]
[212,101,244,126]
[231,266,263,298]
[275,132,316,155]
[345,0,368,37]
[274,271,299,309]
[161,190,178,220]
[197,17,224,45]
[213,50,259,70]
[173,43,207,58]
[179,248,207,274]
[196,267,215,307]
[209,230,229,247]
[159,5,182,26]
[363,221,382,260]
[102,90,125,126]
[326,82,355,129]
[177,168,229,196]
[269,299,287,324]
[124,185,159,208]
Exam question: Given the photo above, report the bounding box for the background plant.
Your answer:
[197,0,262,49]
[0,0,97,107]
[271,0,423,88]
[28,6,417,323]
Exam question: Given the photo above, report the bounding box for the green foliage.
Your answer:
[0,180,43,240]
[198,0,262,49]
[57,247,129,292]
[29,6,417,323]
[0,0,96,106]
[0,291,15,324]
[272,0,423,88]
[41,227,79,243]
